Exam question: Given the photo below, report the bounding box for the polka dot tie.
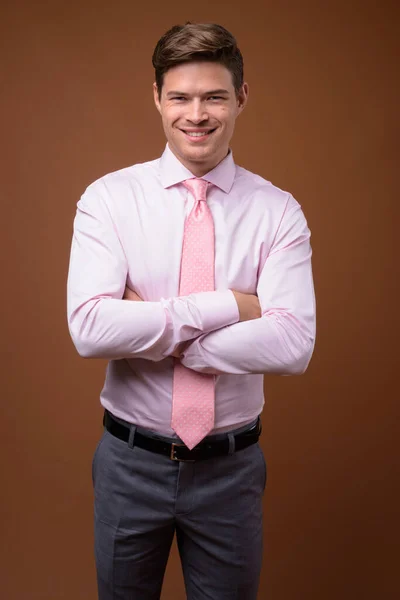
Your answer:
[171,178,216,450]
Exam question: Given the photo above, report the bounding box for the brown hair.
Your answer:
[152,22,244,97]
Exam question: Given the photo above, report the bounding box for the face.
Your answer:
[154,61,248,176]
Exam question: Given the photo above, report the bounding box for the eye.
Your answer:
[208,96,224,101]
[171,96,186,101]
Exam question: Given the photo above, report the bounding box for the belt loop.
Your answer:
[128,425,137,449]
[228,432,235,455]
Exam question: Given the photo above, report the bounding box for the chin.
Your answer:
[185,143,217,157]
[186,152,215,167]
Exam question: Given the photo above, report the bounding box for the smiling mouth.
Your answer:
[181,128,217,138]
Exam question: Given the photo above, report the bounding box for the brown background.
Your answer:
[1,0,398,598]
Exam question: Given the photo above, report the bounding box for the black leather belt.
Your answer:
[103,410,261,462]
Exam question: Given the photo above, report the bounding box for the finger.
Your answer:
[123,290,138,300]
[129,292,143,301]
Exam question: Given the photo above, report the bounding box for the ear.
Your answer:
[153,82,162,114]
[236,82,249,114]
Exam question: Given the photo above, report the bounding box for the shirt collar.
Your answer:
[159,144,236,193]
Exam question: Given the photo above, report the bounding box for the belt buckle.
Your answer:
[170,442,195,462]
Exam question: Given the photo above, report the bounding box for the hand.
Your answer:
[230,290,261,322]
[123,286,143,301]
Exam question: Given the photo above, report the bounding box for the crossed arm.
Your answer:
[122,287,261,358]
[67,190,315,374]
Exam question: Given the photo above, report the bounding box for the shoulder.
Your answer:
[83,157,161,200]
[233,164,299,211]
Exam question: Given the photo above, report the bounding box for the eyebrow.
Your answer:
[166,89,230,97]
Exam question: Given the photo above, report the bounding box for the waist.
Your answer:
[103,409,261,461]
[100,363,265,435]
[108,409,259,441]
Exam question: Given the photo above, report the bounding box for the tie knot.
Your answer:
[183,178,210,202]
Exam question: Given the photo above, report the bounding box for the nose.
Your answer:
[187,99,208,124]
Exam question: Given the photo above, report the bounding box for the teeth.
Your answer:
[185,131,211,137]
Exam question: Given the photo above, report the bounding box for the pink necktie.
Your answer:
[171,178,215,450]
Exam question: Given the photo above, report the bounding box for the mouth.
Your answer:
[180,128,217,142]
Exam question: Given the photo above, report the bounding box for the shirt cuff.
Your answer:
[192,289,239,332]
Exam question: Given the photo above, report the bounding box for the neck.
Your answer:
[169,146,230,177]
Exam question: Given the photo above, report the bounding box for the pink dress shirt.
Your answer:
[67,145,316,435]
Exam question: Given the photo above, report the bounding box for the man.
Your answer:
[67,22,315,600]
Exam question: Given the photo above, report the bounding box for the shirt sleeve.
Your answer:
[67,189,239,361]
[179,195,316,375]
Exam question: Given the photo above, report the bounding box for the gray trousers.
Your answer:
[92,420,267,600]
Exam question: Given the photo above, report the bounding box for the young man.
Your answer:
[67,22,316,600]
